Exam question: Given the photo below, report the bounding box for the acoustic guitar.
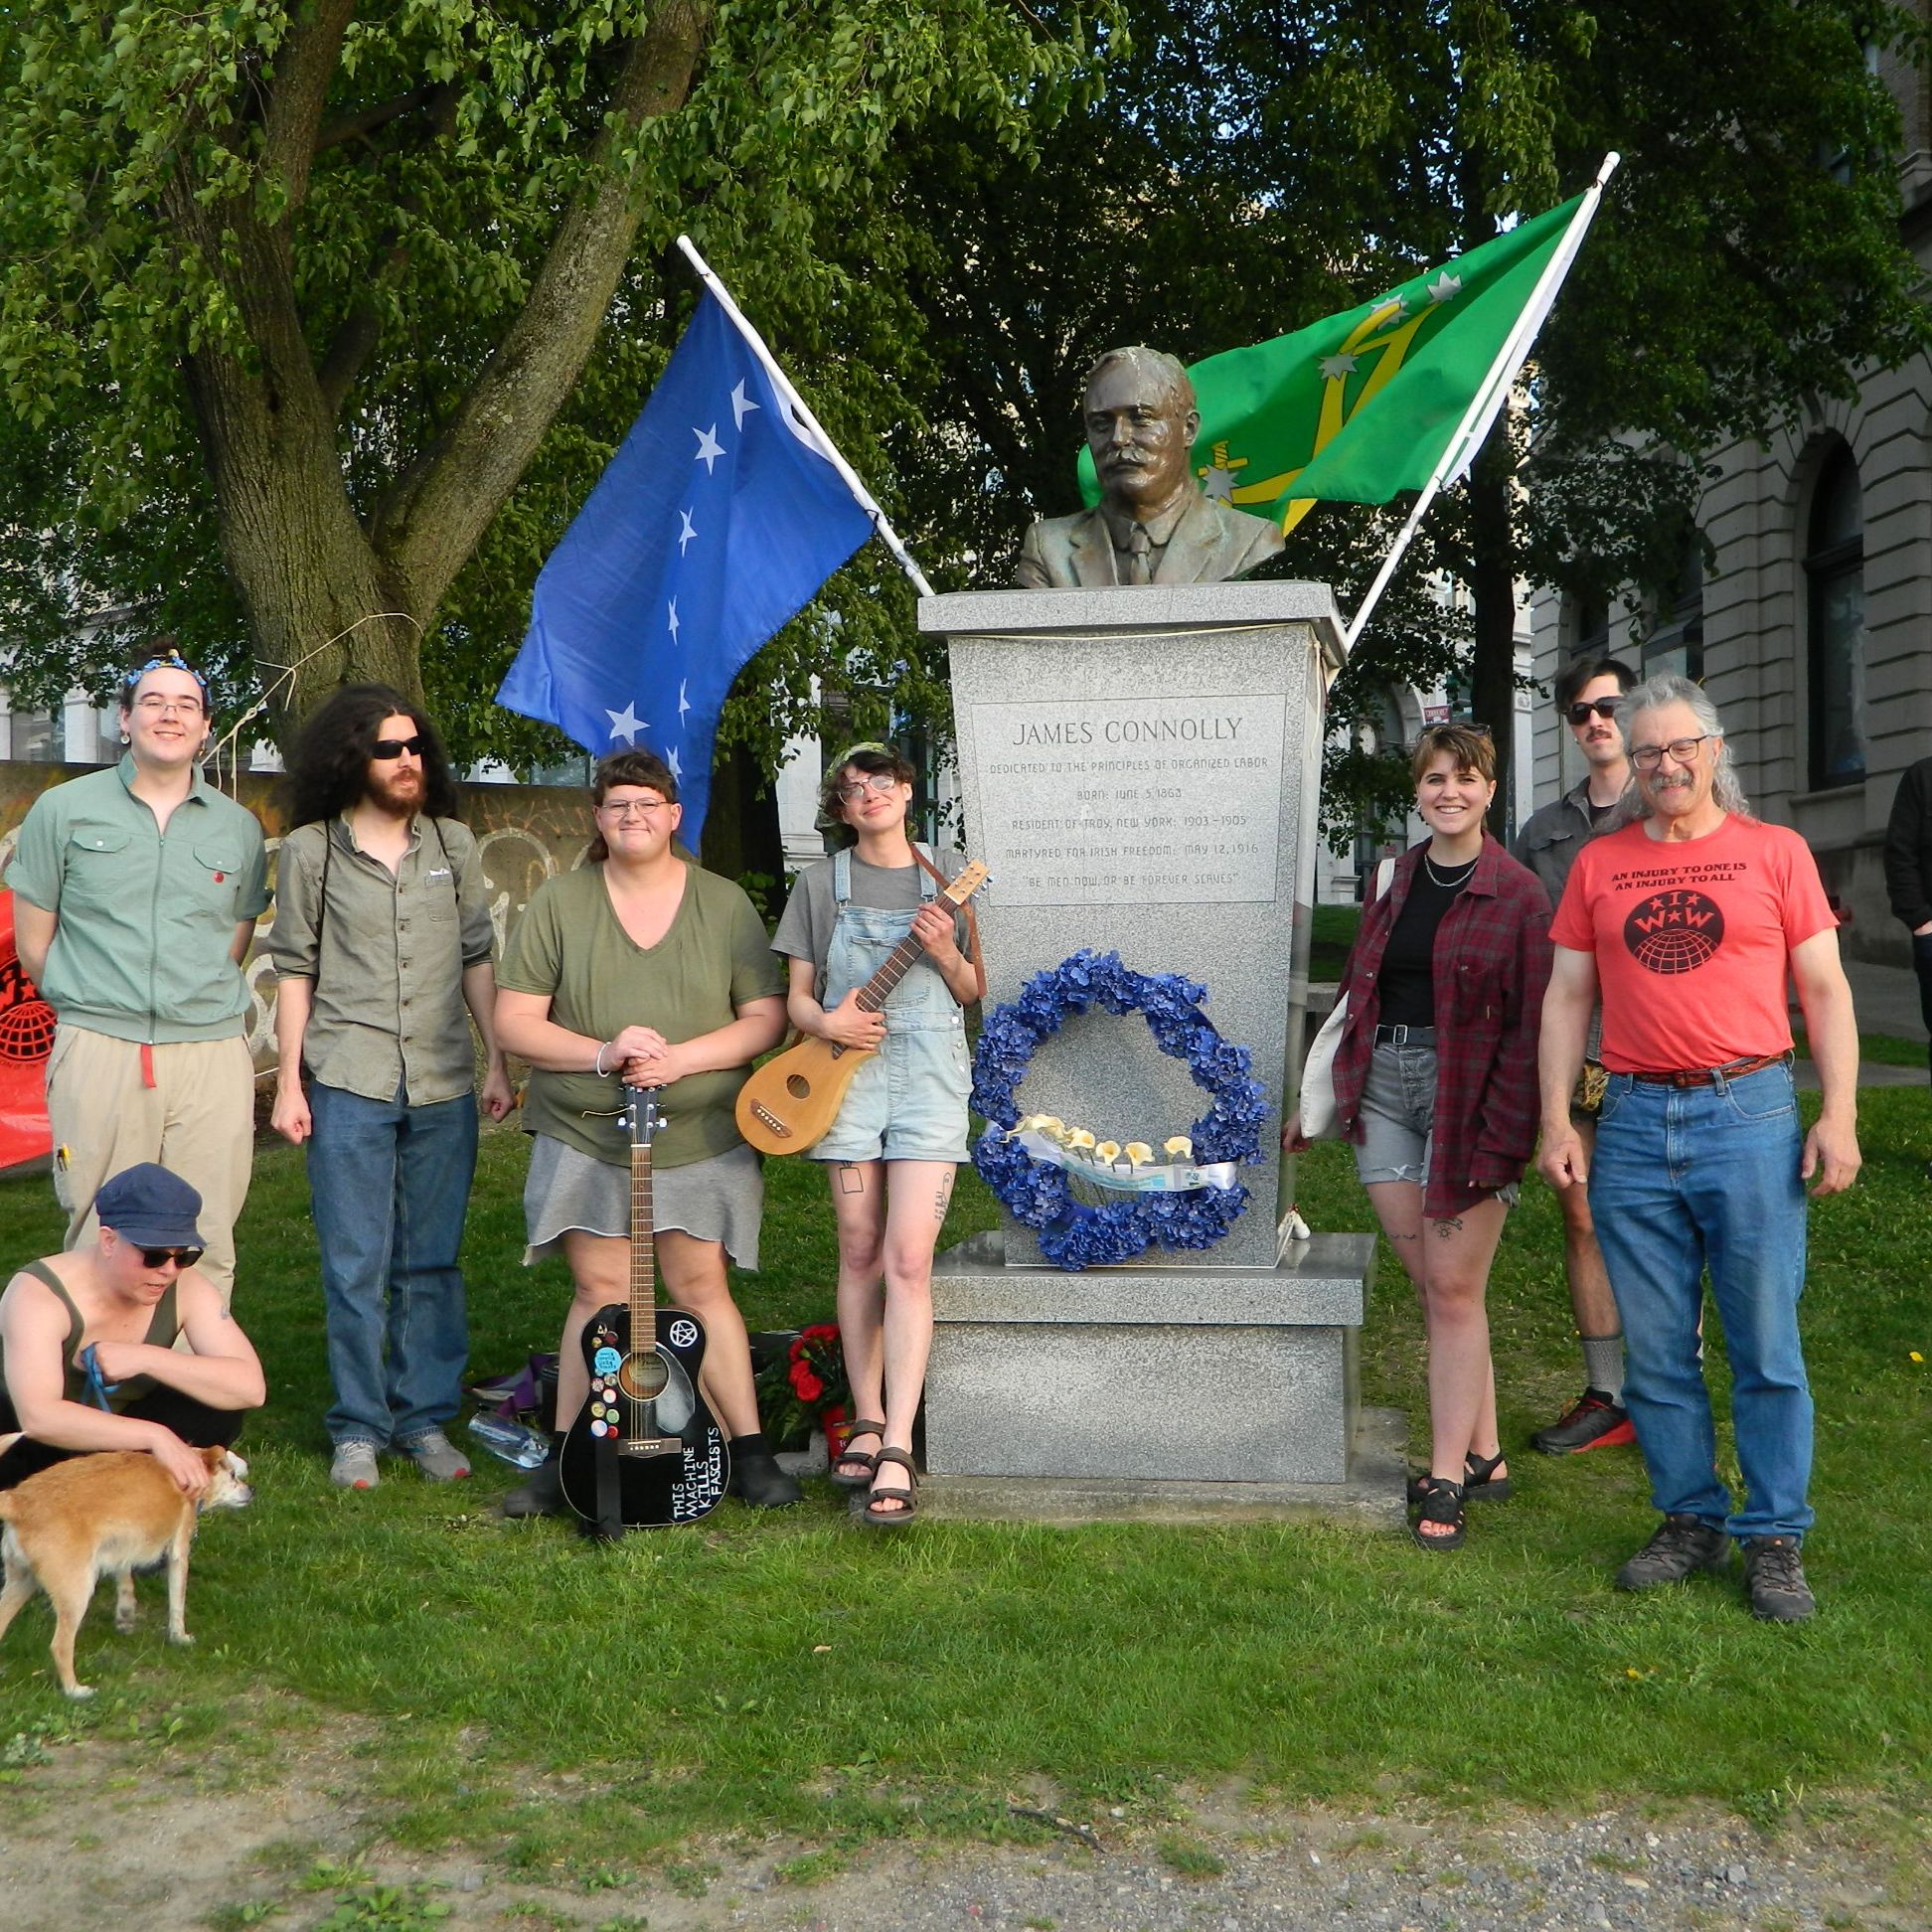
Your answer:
[735,859,989,1157]
[558,1086,729,1533]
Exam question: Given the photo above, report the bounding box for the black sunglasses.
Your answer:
[371,735,426,760]
[138,1245,203,1269]
[1566,698,1623,724]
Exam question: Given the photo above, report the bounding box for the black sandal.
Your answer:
[1408,1475,1467,1551]
[830,1420,885,1491]
[1406,1449,1512,1506]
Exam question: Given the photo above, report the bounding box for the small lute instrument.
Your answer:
[736,859,989,1156]
[558,1086,729,1532]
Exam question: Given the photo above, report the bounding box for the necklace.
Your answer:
[1423,850,1478,888]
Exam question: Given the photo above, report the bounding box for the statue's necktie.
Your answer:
[1126,525,1153,584]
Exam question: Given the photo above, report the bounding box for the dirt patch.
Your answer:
[1,1711,1925,1931]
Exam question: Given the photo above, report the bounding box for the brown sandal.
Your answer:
[860,1447,919,1529]
[829,1421,885,1490]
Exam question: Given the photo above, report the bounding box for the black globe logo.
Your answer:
[1623,889,1724,974]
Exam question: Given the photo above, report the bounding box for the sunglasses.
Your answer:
[137,1245,204,1270]
[371,735,425,759]
[1566,698,1623,724]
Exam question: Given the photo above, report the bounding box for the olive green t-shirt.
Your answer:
[498,861,784,1170]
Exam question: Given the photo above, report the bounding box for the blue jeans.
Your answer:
[307,1082,478,1448]
[1588,1061,1814,1542]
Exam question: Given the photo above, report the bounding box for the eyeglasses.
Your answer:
[133,695,204,718]
[137,1245,203,1270]
[1566,698,1623,724]
[835,773,900,803]
[1631,734,1713,771]
[598,797,669,821]
[370,735,425,760]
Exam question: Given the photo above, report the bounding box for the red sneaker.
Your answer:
[1531,1388,1636,1455]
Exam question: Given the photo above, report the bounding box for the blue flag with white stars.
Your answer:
[497,291,875,847]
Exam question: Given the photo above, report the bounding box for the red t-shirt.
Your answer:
[1548,815,1835,1073]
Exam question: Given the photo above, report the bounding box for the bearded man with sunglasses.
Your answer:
[269,687,513,1491]
[1538,677,1859,1622]
[0,1164,265,1496]
[7,649,268,1305]
[1513,654,1639,1457]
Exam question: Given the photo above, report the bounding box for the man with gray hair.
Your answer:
[1014,346,1286,587]
[1537,676,1859,1622]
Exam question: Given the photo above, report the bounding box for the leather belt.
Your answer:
[1628,1050,1792,1089]
[1374,1024,1436,1046]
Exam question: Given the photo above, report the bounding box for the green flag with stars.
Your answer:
[1076,193,1587,533]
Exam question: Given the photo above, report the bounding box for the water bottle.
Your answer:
[468,1411,550,1469]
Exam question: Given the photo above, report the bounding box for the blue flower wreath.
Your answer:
[970,949,1269,1270]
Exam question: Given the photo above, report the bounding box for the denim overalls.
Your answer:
[812,846,971,1164]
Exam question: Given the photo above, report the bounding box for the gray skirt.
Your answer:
[522,1134,762,1268]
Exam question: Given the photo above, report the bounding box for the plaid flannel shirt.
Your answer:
[1331,835,1553,1218]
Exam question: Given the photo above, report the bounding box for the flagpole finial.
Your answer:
[1595,152,1621,188]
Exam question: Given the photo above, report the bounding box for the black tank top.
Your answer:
[0,1258,180,1431]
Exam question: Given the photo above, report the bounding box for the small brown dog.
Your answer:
[0,1446,252,1698]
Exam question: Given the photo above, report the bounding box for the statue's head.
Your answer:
[1082,346,1201,518]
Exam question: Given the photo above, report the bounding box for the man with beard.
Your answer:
[1513,654,1639,1456]
[269,688,514,1490]
[1014,346,1286,587]
[1538,677,1859,1621]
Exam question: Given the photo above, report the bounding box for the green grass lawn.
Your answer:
[2,1097,1928,1874]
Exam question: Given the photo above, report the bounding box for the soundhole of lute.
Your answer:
[617,1352,670,1400]
[785,1073,811,1097]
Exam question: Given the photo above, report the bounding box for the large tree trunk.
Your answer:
[1466,419,1518,840]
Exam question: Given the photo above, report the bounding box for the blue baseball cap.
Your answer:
[94,1164,208,1249]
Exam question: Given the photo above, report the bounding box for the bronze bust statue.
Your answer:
[1014,346,1286,588]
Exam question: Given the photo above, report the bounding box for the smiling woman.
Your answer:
[1284,722,1554,1554]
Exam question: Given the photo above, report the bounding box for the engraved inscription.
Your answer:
[974,694,1286,906]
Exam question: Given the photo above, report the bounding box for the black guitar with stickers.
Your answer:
[558,1087,729,1532]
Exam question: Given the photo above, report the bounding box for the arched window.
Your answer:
[1806,443,1865,790]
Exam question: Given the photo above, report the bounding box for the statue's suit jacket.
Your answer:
[1013,490,1285,588]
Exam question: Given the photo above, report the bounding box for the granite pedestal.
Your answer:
[918,583,1393,1524]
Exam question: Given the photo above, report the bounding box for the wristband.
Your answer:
[593,1041,614,1077]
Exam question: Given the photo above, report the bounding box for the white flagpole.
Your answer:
[676,235,936,598]
[1340,152,1621,654]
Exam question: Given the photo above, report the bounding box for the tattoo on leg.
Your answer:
[933,1174,953,1222]
[1433,1216,1463,1238]
[837,1164,864,1196]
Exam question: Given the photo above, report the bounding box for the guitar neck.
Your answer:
[853,865,980,1015]
[630,1141,655,1331]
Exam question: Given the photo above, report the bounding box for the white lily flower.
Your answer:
[1065,1127,1096,1151]
[1164,1134,1193,1159]
[1123,1141,1154,1166]
[1095,1140,1121,1164]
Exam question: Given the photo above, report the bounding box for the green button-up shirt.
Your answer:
[5,756,268,1044]
[268,814,495,1107]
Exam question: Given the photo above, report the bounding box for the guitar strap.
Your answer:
[910,845,987,1003]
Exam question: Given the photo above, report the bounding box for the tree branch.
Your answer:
[261,0,359,211]
[373,1,715,609]
[315,87,431,155]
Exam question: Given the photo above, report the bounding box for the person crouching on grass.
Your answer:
[770,744,982,1528]
[0,1164,264,1498]
[1283,724,1552,1551]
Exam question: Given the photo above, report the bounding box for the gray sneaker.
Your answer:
[1614,1514,1729,1590]
[330,1441,381,1491]
[400,1429,471,1482]
[1742,1536,1816,1622]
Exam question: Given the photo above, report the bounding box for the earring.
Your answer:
[119,731,131,745]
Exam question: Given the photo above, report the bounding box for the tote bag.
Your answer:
[1296,857,1395,1140]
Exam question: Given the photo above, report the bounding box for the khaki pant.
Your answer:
[46,1026,256,1304]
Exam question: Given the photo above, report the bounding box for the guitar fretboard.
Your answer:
[853,868,979,1015]
[629,1142,655,1330]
